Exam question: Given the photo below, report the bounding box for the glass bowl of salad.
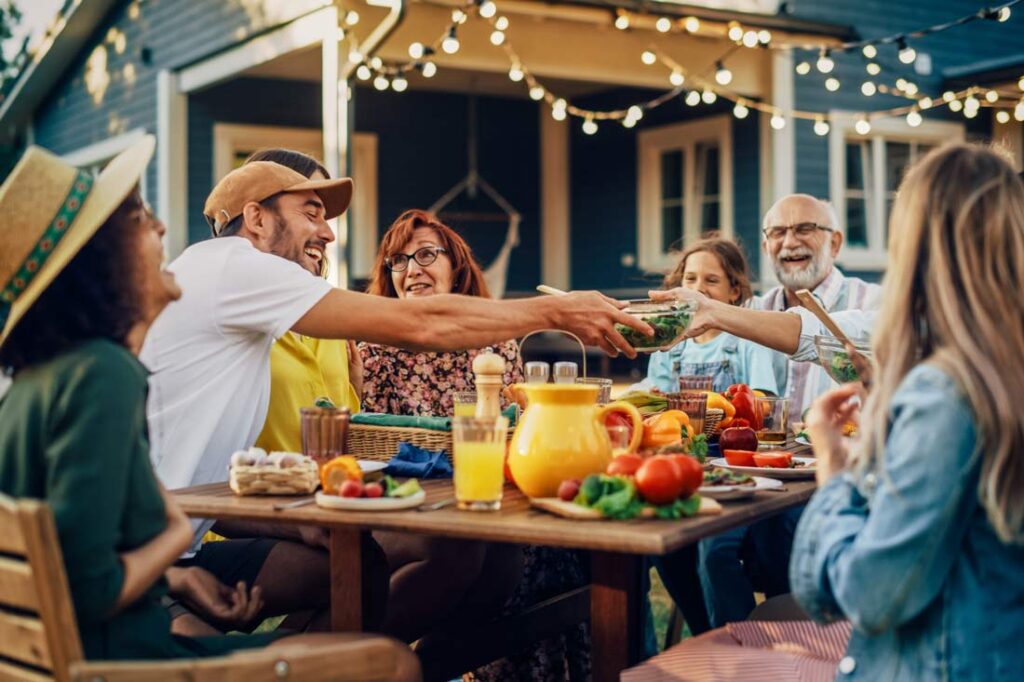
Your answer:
[814,335,872,384]
[614,300,694,353]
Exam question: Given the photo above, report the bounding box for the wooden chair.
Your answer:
[0,494,416,682]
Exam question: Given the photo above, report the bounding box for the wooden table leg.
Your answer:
[590,551,645,682]
[328,526,373,632]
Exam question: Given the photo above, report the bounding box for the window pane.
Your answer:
[662,205,684,252]
[661,150,683,200]
[701,201,720,232]
[885,195,895,240]
[846,197,868,247]
[697,142,720,196]
[886,141,911,192]
[845,142,867,190]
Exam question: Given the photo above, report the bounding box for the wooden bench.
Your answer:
[0,493,414,682]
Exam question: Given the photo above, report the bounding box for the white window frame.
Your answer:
[829,112,963,270]
[212,123,379,278]
[61,128,149,196]
[637,115,733,272]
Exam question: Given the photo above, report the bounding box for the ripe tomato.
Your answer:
[723,449,757,467]
[753,451,793,468]
[607,453,644,477]
[668,455,704,499]
[634,455,685,505]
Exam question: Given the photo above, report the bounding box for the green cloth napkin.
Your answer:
[350,406,518,431]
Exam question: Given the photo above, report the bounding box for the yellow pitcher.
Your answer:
[508,384,643,498]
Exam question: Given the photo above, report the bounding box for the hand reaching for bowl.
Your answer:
[648,288,718,339]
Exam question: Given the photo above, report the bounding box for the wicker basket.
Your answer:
[229,459,319,496]
[347,425,455,463]
[703,408,725,436]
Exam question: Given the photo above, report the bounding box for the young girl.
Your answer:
[639,236,779,395]
[793,143,1024,679]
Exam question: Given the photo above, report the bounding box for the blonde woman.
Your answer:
[794,144,1024,679]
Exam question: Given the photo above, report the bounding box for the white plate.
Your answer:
[708,457,817,480]
[700,476,784,500]
[795,435,811,446]
[315,490,426,511]
[358,460,388,474]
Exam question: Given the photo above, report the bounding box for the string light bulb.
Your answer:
[998,6,1012,21]
[373,75,389,91]
[817,50,834,74]
[727,23,743,41]
[685,90,701,106]
[758,30,772,44]
[943,90,956,102]
[669,70,685,86]
[552,99,567,121]
[861,81,877,96]
[622,116,637,129]
[919,97,933,109]
[895,78,908,90]
[715,62,733,86]
[986,90,1000,103]
[855,117,871,135]
[906,110,922,127]
[627,105,643,122]
[529,85,544,100]
[898,39,916,64]
[742,31,759,48]
[495,16,509,30]
[344,10,360,26]
[348,49,363,64]
[656,17,672,33]
[996,110,1011,124]
[949,99,963,112]
[701,89,717,104]
[862,44,877,59]
[479,0,498,19]
[582,117,598,135]
[770,113,786,130]
[795,62,811,75]
[508,64,524,82]
[356,65,372,81]
[421,62,437,78]
[814,117,830,136]
[490,30,505,45]
[641,50,657,65]
[904,82,919,96]
[409,42,425,59]
[684,16,700,33]
[1015,101,1024,121]
[733,101,749,119]
[442,28,460,54]
[451,9,467,23]
[825,77,841,92]
[1019,76,1024,91]
[614,11,629,30]
[866,62,881,76]
[964,106,978,119]
[370,57,383,70]
[391,76,408,92]
[965,94,980,110]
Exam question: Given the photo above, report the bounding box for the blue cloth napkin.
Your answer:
[384,442,453,479]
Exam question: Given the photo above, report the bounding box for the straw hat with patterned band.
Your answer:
[0,135,156,350]
[203,161,354,236]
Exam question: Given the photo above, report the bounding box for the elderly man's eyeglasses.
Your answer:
[385,246,448,272]
[762,223,833,241]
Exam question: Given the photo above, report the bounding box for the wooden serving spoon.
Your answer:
[794,289,853,346]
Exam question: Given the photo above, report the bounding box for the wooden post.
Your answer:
[329,526,369,632]
[590,551,645,682]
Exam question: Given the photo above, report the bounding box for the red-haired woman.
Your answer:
[362,210,589,680]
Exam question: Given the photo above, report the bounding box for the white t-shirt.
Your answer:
[141,237,331,546]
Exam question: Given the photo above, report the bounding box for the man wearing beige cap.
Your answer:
[139,162,648,605]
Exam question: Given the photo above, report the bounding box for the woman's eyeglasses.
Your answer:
[385,246,448,272]
[762,222,833,242]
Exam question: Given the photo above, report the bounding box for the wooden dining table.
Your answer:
[174,458,816,682]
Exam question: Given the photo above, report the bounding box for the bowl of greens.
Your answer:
[614,301,694,353]
[814,335,872,384]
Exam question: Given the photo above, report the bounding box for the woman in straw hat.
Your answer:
[0,137,419,678]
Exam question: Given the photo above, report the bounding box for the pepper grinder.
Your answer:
[471,352,506,419]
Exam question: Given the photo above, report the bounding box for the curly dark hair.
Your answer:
[0,189,145,373]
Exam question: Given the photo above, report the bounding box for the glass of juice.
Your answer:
[755,397,790,447]
[452,391,478,417]
[667,392,707,436]
[575,377,613,404]
[453,416,509,511]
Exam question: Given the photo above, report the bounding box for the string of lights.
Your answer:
[344,0,1024,135]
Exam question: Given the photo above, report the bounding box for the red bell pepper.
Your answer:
[725,384,762,431]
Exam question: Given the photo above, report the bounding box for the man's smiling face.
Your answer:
[762,195,843,291]
[265,190,334,276]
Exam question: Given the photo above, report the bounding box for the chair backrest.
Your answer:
[0,494,83,682]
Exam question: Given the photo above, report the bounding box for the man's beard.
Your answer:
[267,213,321,276]
[772,241,833,291]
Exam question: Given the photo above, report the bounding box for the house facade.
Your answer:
[1,0,1021,297]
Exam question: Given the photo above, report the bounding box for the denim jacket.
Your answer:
[791,364,1024,681]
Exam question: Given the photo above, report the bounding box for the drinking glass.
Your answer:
[300,406,351,468]
[756,397,790,447]
[678,375,714,392]
[606,424,632,456]
[453,416,510,511]
[575,377,613,404]
[452,391,478,417]
[667,392,708,436]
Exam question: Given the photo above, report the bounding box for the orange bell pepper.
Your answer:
[641,413,684,449]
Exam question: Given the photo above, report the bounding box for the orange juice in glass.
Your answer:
[452,391,478,417]
[453,416,509,511]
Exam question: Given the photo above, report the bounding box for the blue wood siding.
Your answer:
[188,78,541,291]
[569,90,762,291]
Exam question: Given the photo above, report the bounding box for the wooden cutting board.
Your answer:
[530,495,722,520]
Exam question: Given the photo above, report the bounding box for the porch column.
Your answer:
[322,6,349,288]
[541,112,570,290]
[157,70,188,259]
[761,49,796,290]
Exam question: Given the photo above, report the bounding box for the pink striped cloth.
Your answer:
[621,620,852,682]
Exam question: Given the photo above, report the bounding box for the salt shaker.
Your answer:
[553,361,579,384]
[471,352,506,419]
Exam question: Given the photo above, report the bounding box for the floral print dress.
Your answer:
[358,340,591,680]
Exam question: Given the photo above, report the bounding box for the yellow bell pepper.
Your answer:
[703,392,737,428]
[641,413,685,449]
